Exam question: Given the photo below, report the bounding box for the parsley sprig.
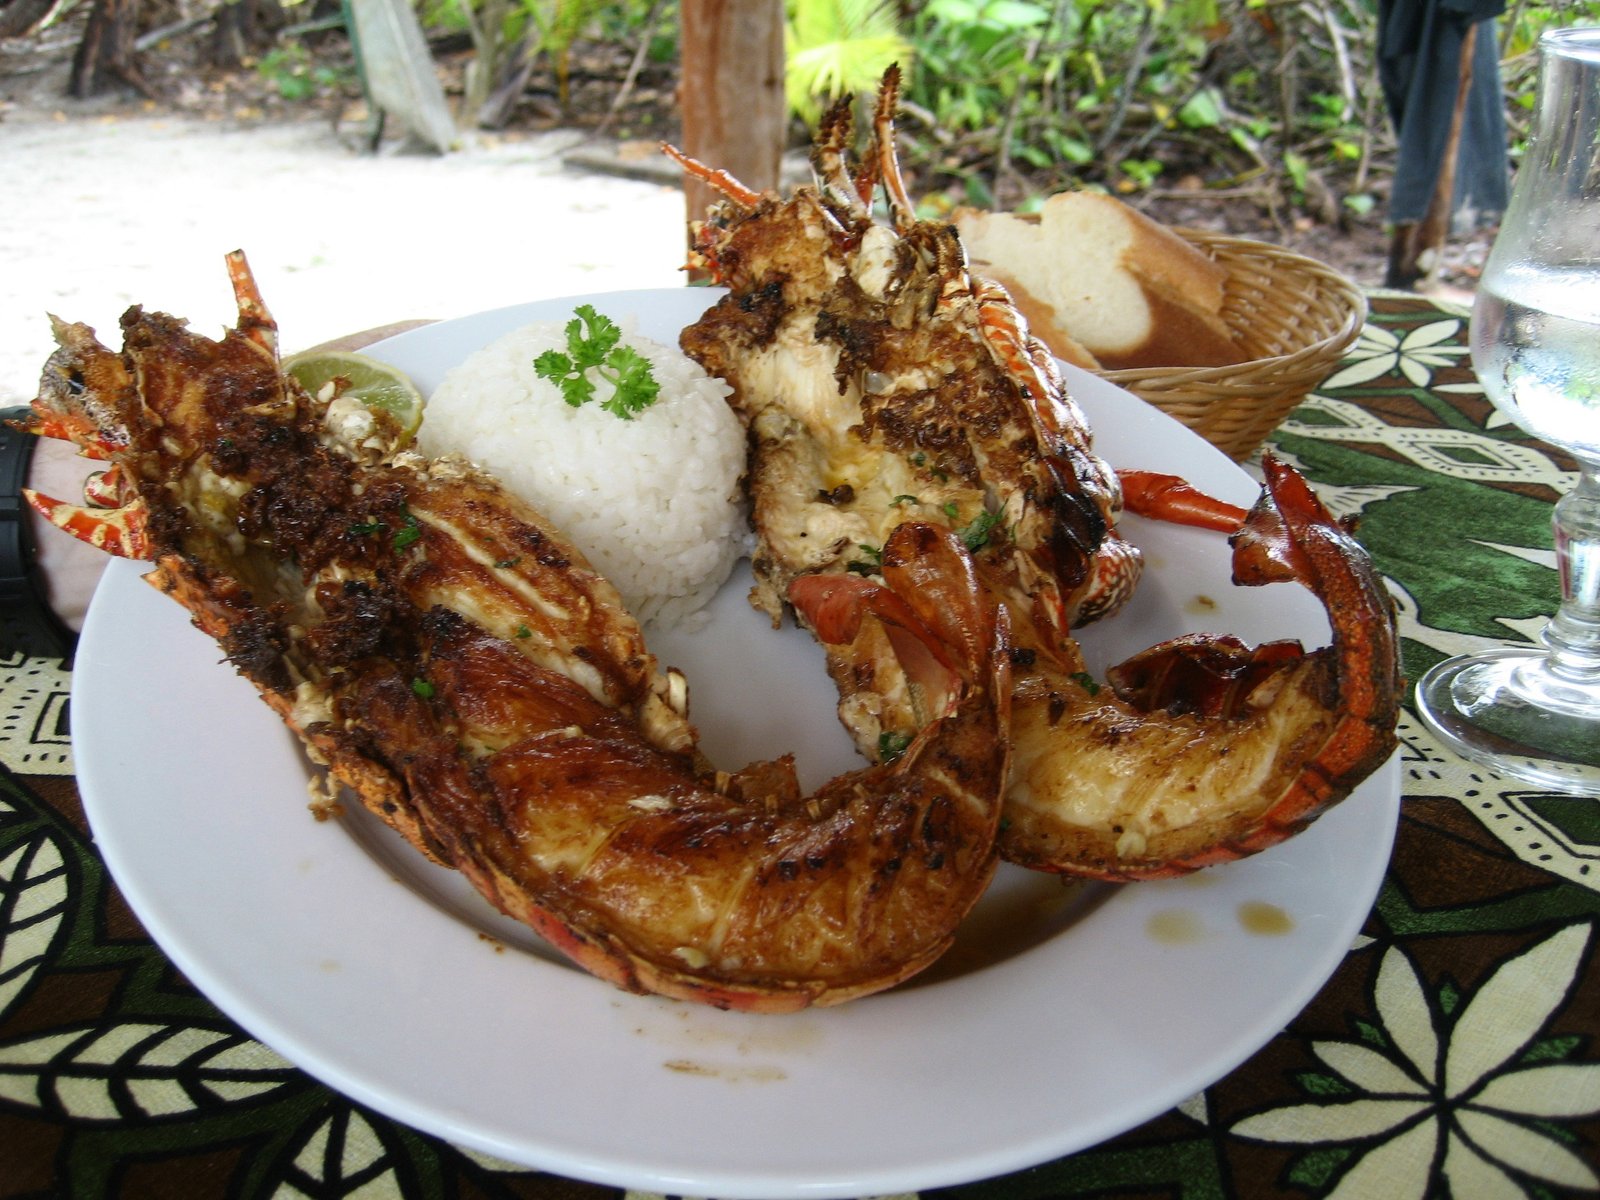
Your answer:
[878,730,913,763]
[533,305,661,420]
[957,508,1005,552]
[847,542,883,576]
[392,509,422,551]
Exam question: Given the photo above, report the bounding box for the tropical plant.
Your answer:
[422,0,611,125]
[886,0,1386,218]
[885,0,1600,223]
[255,40,354,101]
[784,0,912,124]
[1497,0,1600,146]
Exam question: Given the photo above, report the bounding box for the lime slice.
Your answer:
[283,350,425,442]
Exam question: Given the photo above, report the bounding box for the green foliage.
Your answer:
[372,0,1600,228]
[594,0,678,64]
[1500,0,1600,58]
[423,0,616,123]
[1344,193,1376,217]
[844,0,1382,219]
[855,0,1600,223]
[1494,1,1600,155]
[909,0,1056,134]
[1283,149,1309,196]
[255,42,352,101]
[1178,85,1224,130]
[1119,157,1163,189]
[903,0,1228,197]
[784,0,912,124]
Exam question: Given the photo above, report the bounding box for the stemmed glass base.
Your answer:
[1417,646,1600,794]
[1417,457,1600,795]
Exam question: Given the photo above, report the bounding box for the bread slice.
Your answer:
[974,262,1104,370]
[955,192,1244,371]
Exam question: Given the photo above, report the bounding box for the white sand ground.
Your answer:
[0,111,691,407]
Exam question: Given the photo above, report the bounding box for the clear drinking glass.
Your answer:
[1415,26,1600,794]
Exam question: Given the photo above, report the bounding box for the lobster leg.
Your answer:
[224,248,279,359]
[83,464,125,509]
[811,98,873,217]
[23,491,151,558]
[11,411,115,461]
[1119,470,1250,532]
[868,64,918,232]
[659,142,764,209]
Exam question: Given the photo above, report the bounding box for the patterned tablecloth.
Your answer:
[1,293,1596,1199]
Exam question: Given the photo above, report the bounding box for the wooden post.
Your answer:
[677,0,786,231]
[69,0,147,98]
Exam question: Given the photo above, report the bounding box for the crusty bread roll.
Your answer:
[955,192,1244,371]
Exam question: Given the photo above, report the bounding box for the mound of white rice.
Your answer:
[418,315,748,628]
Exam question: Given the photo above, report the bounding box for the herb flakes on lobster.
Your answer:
[667,66,1401,882]
[21,250,1016,1011]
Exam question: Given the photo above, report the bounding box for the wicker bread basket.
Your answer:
[1093,230,1368,460]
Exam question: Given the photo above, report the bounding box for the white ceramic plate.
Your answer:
[74,288,1400,1199]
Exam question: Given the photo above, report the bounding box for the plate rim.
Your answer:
[70,285,1401,1198]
